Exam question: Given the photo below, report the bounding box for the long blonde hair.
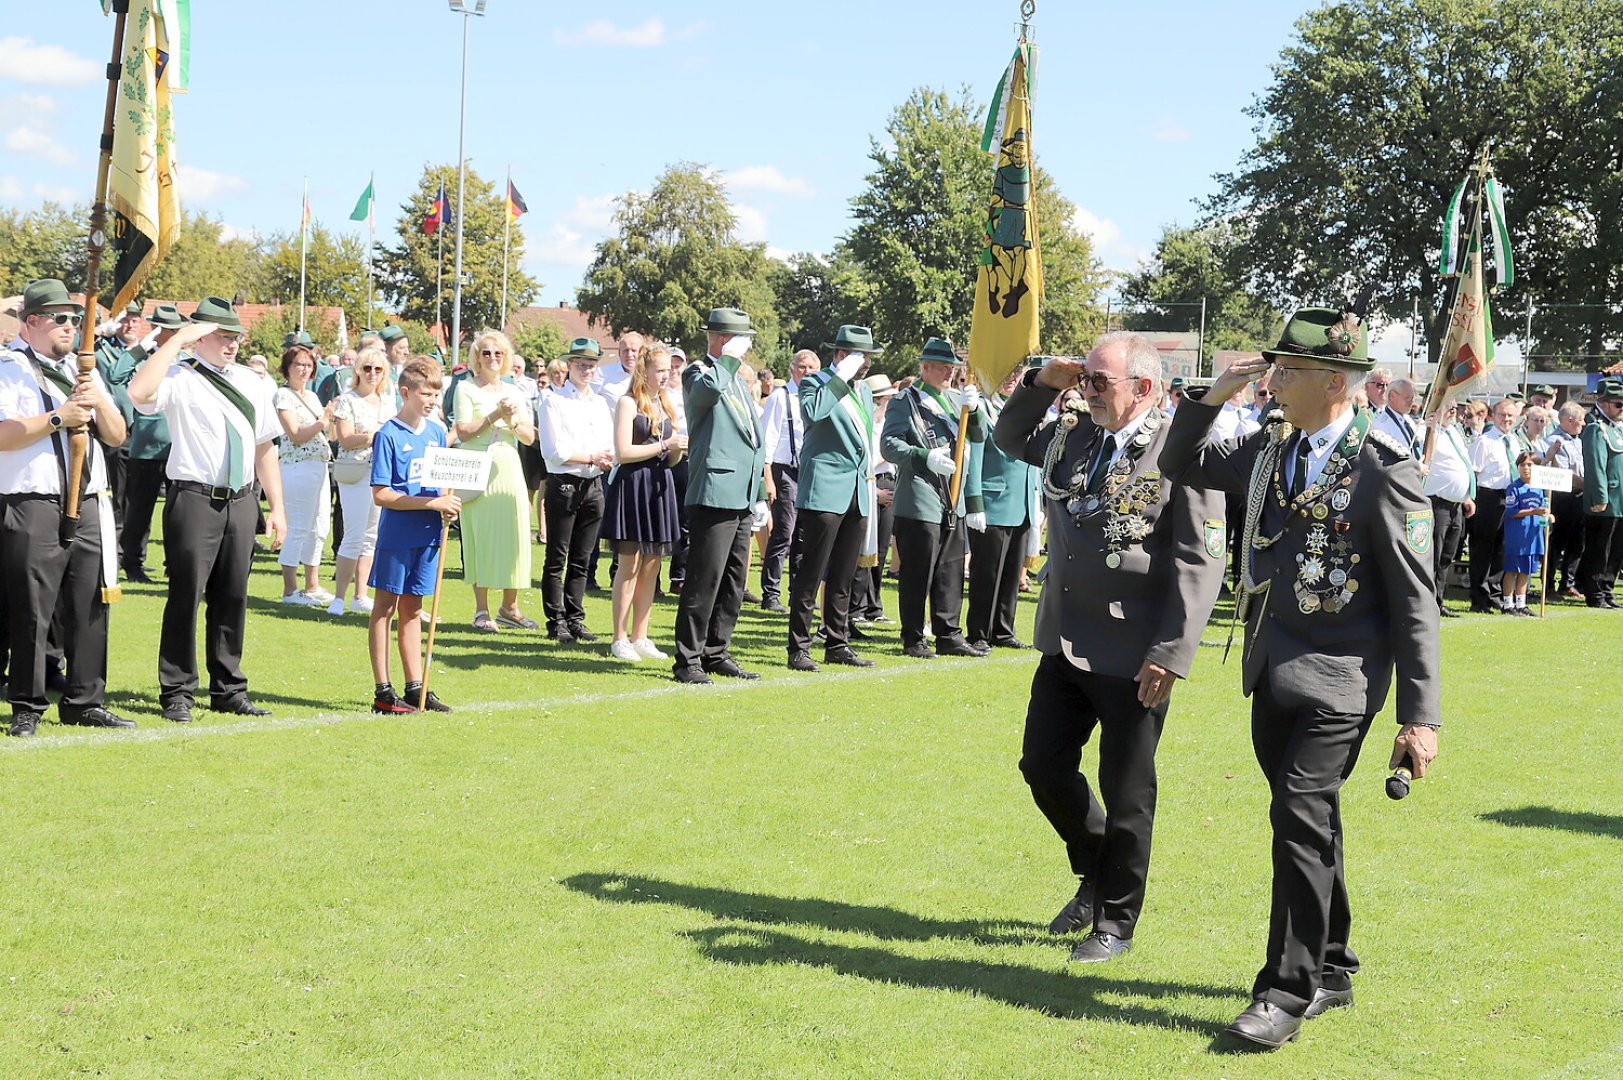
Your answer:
[628,342,676,428]
[470,329,517,378]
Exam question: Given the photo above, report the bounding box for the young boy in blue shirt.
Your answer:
[369,358,461,713]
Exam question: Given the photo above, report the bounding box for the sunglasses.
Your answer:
[359,365,384,373]
[1368,381,1390,389]
[34,312,84,327]
[480,349,505,358]
[1078,372,1137,393]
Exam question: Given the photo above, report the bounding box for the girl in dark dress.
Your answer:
[603,344,687,660]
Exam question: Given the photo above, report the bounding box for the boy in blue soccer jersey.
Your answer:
[368,359,461,713]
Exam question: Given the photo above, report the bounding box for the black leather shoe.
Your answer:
[210,695,271,717]
[990,636,1033,649]
[742,589,763,605]
[60,706,136,729]
[673,666,713,685]
[1470,601,1499,614]
[787,651,820,672]
[124,566,154,583]
[936,638,988,658]
[847,623,871,641]
[1605,594,1622,609]
[568,623,600,643]
[162,702,193,724]
[547,625,576,644]
[1438,607,1460,618]
[1303,983,1354,1020]
[7,711,41,737]
[1223,1000,1304,1048]
[902,641,936,659]
[705,657,760,680]
[1068,930,1132,963]
[1047,880,1094,934]
[824,646,874,668]
[760,598,788,614]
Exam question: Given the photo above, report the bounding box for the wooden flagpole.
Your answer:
[417,516,452,712]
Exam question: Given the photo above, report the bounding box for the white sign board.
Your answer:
[1528,464,1573,492]
[423,447,492,494]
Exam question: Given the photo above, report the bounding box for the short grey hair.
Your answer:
[1389,377,1416,399]
[1370,366,1394,382]
[1558,401,1586,422]
[1093,331,1164,394]
[1338,369,1369,399]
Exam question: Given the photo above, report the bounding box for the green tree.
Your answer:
[1206,0,1623,363]
[242,305,341,365]
[769,251,872,355]
[253,224,371,337]
[140,212,261,304]
[375,165,539,348]
[1118,223,1284,364]
[577,162,781,366]
[0,203,87,297]
[508,318,570,363]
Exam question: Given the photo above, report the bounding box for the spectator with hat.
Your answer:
[1580,378,1623,608]
[130,296,287,722]
[537,337,614,642]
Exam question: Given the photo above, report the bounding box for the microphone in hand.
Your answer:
[1386,753,1415,801]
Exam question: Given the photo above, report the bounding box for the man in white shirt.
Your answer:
[130,296,286,723]
[1465,398,1528,612]
[1371,378,1421,455]
[0,279,132,736]
[594,331,644,405]
[1542,401,1587,597]
[1417,401,1476,616]
[1364,367,1393,412]
[757,348,820,612]
[538,337,616,641]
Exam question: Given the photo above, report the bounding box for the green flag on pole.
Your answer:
[349,178,375,225]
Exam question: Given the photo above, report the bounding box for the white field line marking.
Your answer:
[1,653,1037,754]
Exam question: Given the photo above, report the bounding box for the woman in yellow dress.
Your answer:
[452,330,537,632]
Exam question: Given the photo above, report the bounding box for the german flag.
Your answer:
[506,179,528,220]
[422,182,449,235]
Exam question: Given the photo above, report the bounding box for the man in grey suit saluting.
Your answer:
[992,333,1226,965]
[671,308,770,684]
[1160,307,1441,1049]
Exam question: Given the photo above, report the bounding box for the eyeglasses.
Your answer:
[1078,372,1137,393]
[34,312,84,327]
[1254,390,1274,398]
[215,332,245,345]
[480,349,505,358]
[359,365,384,373]
[1368,381,1390,389]
[1270,364,1332,380]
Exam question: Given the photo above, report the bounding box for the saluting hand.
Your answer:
[1035,357,1087,391]
[1134,659,1177,708]
[1208,355,1271,403]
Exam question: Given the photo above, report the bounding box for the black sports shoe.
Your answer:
[568,623,600,643]
[372,687,418,715]
[415,689,452,713]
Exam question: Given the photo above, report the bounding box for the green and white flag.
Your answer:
[1439,175,1469,276]
[1484,174,1513,286]
[156,0,190,92]
[980,43,1036,155]
[349,177,375,227]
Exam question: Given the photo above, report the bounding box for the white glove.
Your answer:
[925,446,956,477]
[138,331,160,354]
[720,334,752,359]
[959,385,983,411]
[750,500,771,530]
[965,511,987,533]
[834,353,866,382]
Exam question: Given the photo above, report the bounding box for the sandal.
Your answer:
[472,611,500,633]
[495,607,539,630]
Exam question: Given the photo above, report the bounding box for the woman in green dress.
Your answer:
[453,330,537,632]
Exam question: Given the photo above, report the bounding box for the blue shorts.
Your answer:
[369,545,439,597]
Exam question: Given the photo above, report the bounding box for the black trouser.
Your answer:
[1249,675,1374,1015]
[673,504,753,672]
[1580,514,1623,600]
[1467,486,1506,600]
[118,455,168,571]
[760,463,799,602]
[542,474,604,632]
[788,498,866,655]
[106,447,127,537]
[2,494,108,716]
[1020,653,1168,940]
[668,459,691,584]
[160,484,258,707]
[1429,496,1465,608]
[851,491,896,620]
[1547,491,1585,592]
[894,514,966,647]
[967,520,1028,645]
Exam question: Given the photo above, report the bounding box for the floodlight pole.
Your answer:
[448,0,485,370]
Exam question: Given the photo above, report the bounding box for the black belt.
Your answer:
[170,480,255,502]
[0,491,64,505]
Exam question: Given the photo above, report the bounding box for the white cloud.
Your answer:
[176,163,249,202]
[0,38,100,87]
[218,223,260,244]
[1072,207,1149,270]
[3,123,74,166]
[725,165,815,198]
[1149,118,1192,143]
[765,246,795,263]
[561,193,617,231]
[0,175,79,205]
[732,205,769,244]
[530,222,597,271]
[552,18,668,47]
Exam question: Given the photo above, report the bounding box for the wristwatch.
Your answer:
[48,411,63,431]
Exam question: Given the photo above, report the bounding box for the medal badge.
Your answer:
[1284,410,1376,615]
[1042,409,1168,569]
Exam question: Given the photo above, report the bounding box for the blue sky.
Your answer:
[4,1,1314,306]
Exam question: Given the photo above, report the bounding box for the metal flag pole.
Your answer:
[366,171,375,332]
[434,201,445,353]
[298,175,309,331]
[448,0,488,370]
[501,164,512,330]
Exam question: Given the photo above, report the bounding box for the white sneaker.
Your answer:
[281,592,320,607]
[632,638,668,660]
[325,597,347,615]
[349,596,374,614]
[306,587,336,603]
[609,639,642,662]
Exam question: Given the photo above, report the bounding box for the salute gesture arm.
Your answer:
[127,320,214,406]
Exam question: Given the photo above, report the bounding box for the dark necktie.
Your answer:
[1087,432,1115,494]
[1287,434,1311,500]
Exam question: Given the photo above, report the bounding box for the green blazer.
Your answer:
[970,400,1039,528]
[795,370,875,516]
[683,352,767,510]
[880,384,985,522]
[1582,410,1623,517]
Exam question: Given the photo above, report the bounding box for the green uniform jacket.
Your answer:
[683,352,767,510]
[795,369,875,516]
[880,384,984,522]
[970,400,1038,528]
[101,337,173,461]
[1582,409,1623,517]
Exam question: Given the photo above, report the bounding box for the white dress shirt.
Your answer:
[539,380,614,477]
[1287,410,1357,492]
[1469,427,1525,490]
[759,380,803,467]
[135,356,280,486]
[1419,421,1473,503]
[1211,401,1260,444]
[0,347,111,495]
[1371,404,1420,453]
[594,359,632,404]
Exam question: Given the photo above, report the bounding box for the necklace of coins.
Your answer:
[1282,411,1372,613]
[1042,408,1166,567]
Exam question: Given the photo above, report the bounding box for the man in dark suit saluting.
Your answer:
[1161,307,1441,1049]
[993,332,1226,965]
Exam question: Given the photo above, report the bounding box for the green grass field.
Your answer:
[3,532,1620,1078]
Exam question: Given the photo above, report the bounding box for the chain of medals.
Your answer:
[1042,406,1166,568]
[1593,407,1623,453]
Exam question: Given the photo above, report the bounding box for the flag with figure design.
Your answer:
[108,0,180,312]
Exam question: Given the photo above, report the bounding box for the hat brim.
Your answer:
[1260,346,1371,371]
[824,341,883,355]
[918,354,966,366]
[698,325,756,336]
[197,318,247,334]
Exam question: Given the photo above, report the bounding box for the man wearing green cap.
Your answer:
[0,279,133,736]
[672,308,769,683]
[1580,378,1623,607]
[966,364,1040,651]
[115,304,183,581]
[130,297,287,722]
[94,302,152,532]
[1162,306,1441,1048]
[536,337,614,641]
[880,337,986,659]
[784,326,882,671]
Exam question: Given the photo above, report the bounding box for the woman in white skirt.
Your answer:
[328,346,397,614]
[274,345,335,606]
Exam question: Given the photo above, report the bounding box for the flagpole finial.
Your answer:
[1019,0,1035,40]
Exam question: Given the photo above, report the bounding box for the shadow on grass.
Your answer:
[1479,806,1623,840]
